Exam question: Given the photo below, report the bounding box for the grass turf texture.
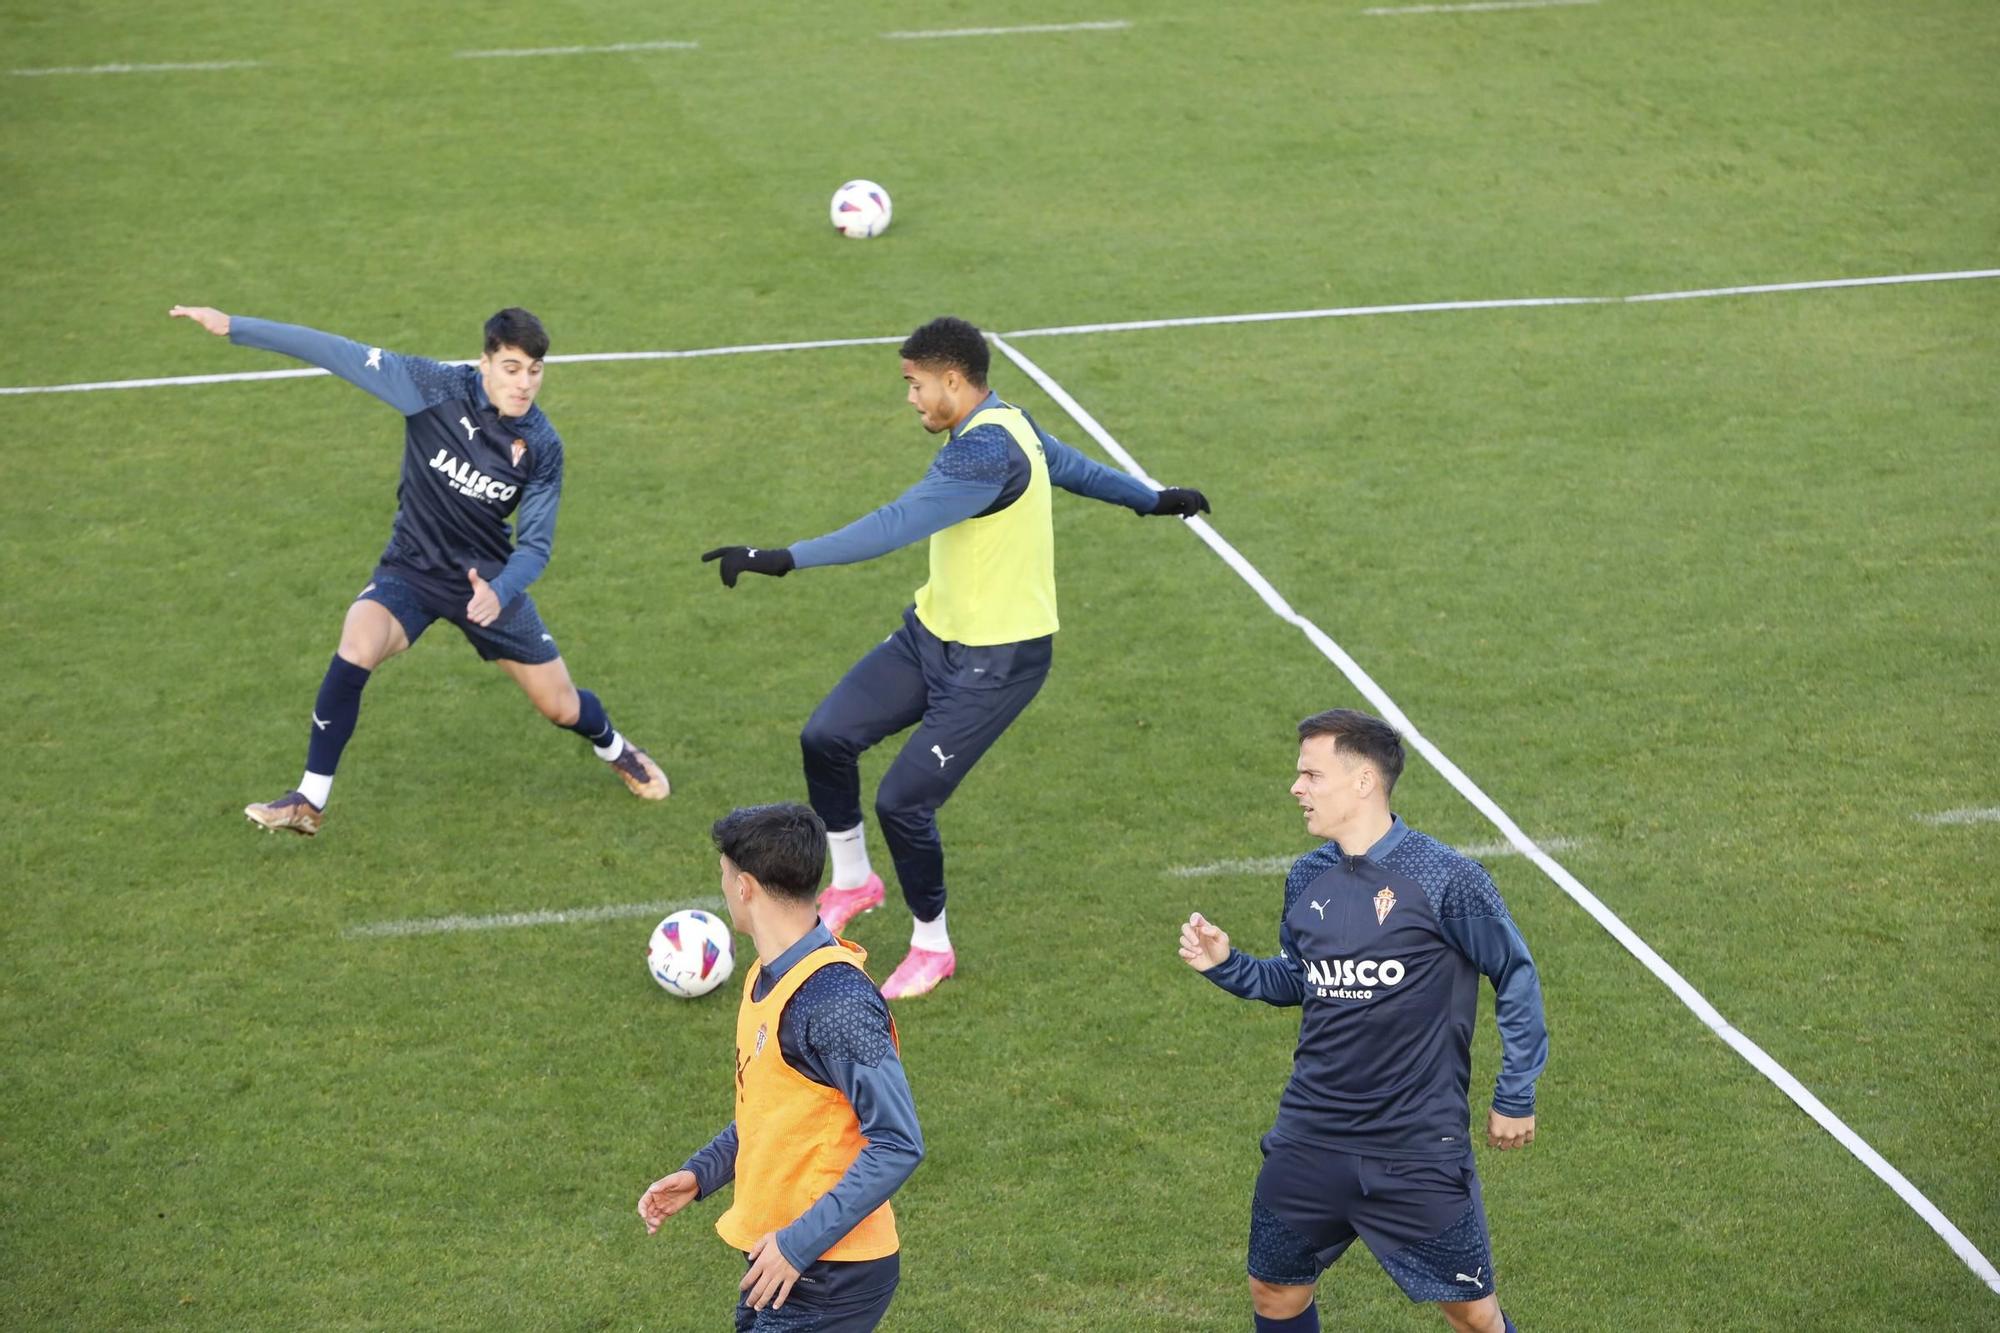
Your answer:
[4,0,1998,1328]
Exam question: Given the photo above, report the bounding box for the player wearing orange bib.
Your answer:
[639,804,923,1330]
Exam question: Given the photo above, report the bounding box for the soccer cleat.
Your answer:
[817,874,885,934]
[245,790,323,837]
[880,946,956,1000]
[606,743,670,800]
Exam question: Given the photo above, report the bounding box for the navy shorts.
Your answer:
[733,1251,899,1332]
[357,571,559,665]
[1249,1133,1496,1304]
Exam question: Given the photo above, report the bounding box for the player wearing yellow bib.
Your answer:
[702,317,1209,998]
[639,803,922,1331]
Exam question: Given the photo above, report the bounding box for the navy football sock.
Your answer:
[1503,1314,1517,1333]
[303,654,372,785]
[1252,1304,1318,1333]
[565,688,616,748]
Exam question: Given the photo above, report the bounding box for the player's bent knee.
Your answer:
[874,779,939,831]
[540,687,580,727]
[338,600,407,669]
[1248,1277,1316,1319]
[799,717,852,763]
[1437,1295,1502,1333]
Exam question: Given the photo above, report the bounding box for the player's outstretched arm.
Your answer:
[636,1170,699,1233]
[169,305,230,337]
[1146,486,1211,518]
[702,546,796,588]
[1030,417,1211,518]
[781,460,1005,574]
[172,306,434,414]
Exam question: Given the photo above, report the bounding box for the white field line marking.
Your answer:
[986,333,2000,1298]
[883,20,1130,40]
[1916,807,2000,826]
[6,269,1995,398]
[11,60,262,77]
[1,335,907,397]
[998,268,2000,339]
[1172,837,1582,878]
[343,896,721,939]
[454,40,697,59]
[1364,0,1597,15]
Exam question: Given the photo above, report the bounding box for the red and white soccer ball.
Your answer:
[830,179,892,239]
[647,909,735,998]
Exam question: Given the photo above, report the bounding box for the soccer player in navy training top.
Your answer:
[702,316,1208,998]
[639,803,922,1331]
[1179,710,1548,1333]
[168,304,669,834]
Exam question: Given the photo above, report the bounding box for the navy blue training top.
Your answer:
[1205,818,1549,1157]
[230,317,562,612]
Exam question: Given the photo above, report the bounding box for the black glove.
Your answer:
[701,545,795,588]
[1149,487,1211,518]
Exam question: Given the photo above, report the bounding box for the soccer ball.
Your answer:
[647,909,735,998]
[830,179,892,239]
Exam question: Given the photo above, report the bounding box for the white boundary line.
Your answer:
[454,40,697,59]
[342,896,722,939]
[8,268,1993,399]
[0,337,907,397]
[883,20,1130,39]
[1363,0,1598,15]
[986,332,2000,1297]
[1915,807,2000,827]
[998,268,2000,338]
[10,60,262,77]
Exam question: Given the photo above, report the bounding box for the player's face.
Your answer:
[902,359,959,434]
[479,343,545,418]
[1292,734,1362,841]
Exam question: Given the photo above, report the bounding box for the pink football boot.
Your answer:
[881,946,956,1000]
[817,873,885,935]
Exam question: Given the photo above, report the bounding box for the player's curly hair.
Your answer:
[711,803,827,902]
[1298,709,1406,794]
[484,307,549,361]
[900,316,988,386]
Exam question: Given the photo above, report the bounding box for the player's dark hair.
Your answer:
[900,316,988,386]
[484,307,549,361]
[1298,709,1406,794]
[711,803,827,903]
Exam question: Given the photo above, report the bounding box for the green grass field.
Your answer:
[4,1,1997,1328]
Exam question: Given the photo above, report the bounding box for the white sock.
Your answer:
[827,824,873,889]
[910,908,950,952]
[297,771,333,810]
[593,730,626,762]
